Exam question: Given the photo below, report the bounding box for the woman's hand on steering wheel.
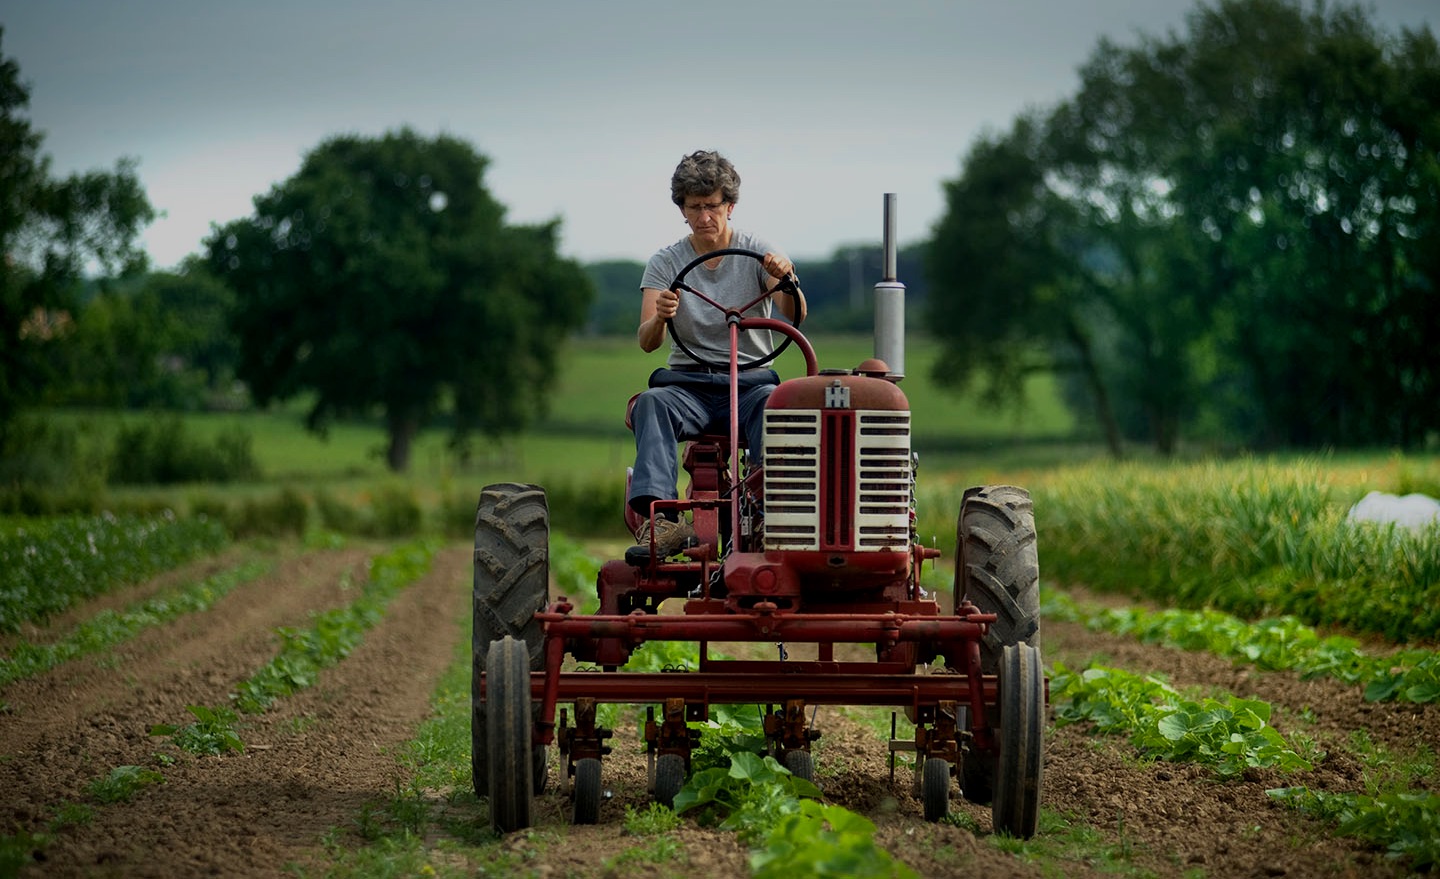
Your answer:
[653,286,681,321]
[761,251,795,282]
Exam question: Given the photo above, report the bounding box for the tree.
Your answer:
[45,259,237,410]
[208,128,592,471]
[927,0,1440,454]
[0,28,154,442]
[926,116,1126,456]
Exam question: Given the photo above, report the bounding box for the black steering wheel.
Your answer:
[667,248,804,371]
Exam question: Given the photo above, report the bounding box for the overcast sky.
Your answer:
[5,0,1436,270]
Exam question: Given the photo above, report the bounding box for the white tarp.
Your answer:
[1346,491,1440,530]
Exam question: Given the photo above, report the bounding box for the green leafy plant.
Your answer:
[86,765,164,804]
[150,704,245,755]
[751,800,917,879]
[1268,787,1440,869]
[1051,662,1316,777]
[688,703,768,773]
[0,511,229,632]
[674,751,823,845]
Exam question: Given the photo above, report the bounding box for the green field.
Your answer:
[49,333,1086,505]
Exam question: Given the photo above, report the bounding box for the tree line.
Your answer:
[925,0,1440,454]
[5,0,1438,480]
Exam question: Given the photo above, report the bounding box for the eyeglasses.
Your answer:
[682,200,729,217]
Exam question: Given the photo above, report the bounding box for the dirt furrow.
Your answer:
[4,543,470,878]
[0,546,373,759]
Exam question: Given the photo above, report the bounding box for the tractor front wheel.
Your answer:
[993,643,1044,839]
[486,636,535,833]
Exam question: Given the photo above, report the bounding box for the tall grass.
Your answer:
[999,457,1440,644]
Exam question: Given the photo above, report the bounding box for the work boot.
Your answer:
[634,516,697,559]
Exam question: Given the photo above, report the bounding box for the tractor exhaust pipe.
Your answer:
[873,193,905,380]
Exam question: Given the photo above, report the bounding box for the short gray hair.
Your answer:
[670,150,740,207]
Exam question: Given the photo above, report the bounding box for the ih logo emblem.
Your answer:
[825,380,851,409]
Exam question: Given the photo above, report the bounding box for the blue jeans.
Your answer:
[627,367,779,513]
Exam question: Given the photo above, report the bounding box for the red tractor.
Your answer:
[472,196,1044,838]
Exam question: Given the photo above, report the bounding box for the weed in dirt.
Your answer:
[387,783,433,837]
[286,714,318,735]
[939,810,981,833]
[1342,732,1437,794]
[86,764,165,804]
[623,802,683,836]
[985,809,1166,879]
[603,836,686,872]
[1268,787,1440,870]
[49,801,94,830]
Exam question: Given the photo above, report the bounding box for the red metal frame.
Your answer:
[488,296,1018,788]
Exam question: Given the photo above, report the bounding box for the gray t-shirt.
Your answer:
[641,229,786,368]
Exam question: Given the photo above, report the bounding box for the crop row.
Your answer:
[0,511,229,632]
[1050,661,1318,777]
[1043,592,1440,704]
[1050,661,1436,869]
[1,538,440,871]
[0,557,273,689]
[153,538,440,750]
[981,458,1440,643]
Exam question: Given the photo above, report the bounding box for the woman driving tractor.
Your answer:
[627,149,808,558]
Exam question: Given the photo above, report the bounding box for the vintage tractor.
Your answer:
[472,196,1044,837]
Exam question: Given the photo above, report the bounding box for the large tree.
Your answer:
[0,29,154,442]
[208,128,591,471]
[927,0,1440,454]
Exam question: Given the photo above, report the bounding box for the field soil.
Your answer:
[2,545,1434,878]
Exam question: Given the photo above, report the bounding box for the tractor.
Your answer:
[471,195,1044,838]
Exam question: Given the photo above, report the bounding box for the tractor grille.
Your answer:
[764,409,911,551]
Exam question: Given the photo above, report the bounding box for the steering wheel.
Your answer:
[666,248,804,371]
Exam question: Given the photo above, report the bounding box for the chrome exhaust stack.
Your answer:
[873,193,906,380]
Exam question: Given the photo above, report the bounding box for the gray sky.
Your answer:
[5,0,1436,268]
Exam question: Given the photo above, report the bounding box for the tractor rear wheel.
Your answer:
[954,485,1040,674]
[654,754,686,809]
[486,636,534,833]
[571,758,603,825]
[993,643,1044,839]
[472,483,550,799]
[922,757,951,822]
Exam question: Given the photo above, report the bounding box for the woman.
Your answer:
[628,150,808,558]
